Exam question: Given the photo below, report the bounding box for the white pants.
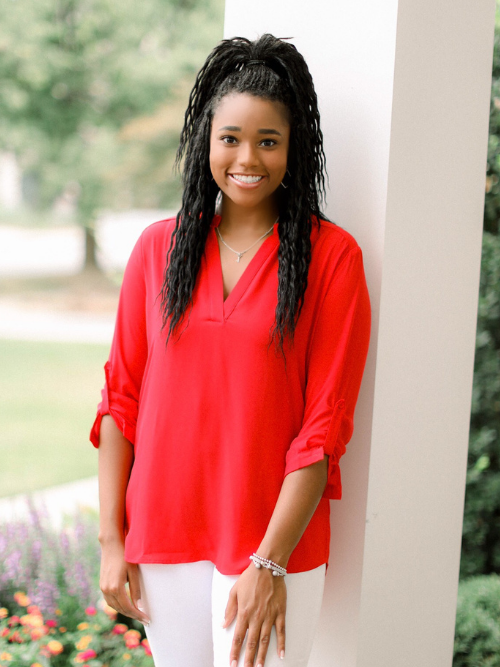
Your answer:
[138,561,326,667]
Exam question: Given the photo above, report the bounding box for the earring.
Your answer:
[215,190,223,214]
[280,169,291,190]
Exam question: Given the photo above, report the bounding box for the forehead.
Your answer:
[211,93,290,129]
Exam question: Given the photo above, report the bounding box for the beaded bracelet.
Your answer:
[250,553,287,577]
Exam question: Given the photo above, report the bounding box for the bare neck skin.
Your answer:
[218,195,279,239]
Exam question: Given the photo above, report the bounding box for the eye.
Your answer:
[220,135,238,144]
[260,139,277,147]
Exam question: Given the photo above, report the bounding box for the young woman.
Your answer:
[90,34,371,667]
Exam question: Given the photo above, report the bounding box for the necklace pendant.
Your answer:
[236,254,242,263]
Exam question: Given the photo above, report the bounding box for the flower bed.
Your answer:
[0,501,153,667]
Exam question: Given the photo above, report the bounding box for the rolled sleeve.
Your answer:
[89,234,148,448]
[284,246,371,499]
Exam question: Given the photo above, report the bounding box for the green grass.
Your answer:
[0,339,109,497]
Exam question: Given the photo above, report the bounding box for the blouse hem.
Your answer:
[126,551,329,576]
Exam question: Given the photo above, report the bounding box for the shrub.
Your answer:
[461,233,500,577]
[0,595,153,667]
[454,574,500,666]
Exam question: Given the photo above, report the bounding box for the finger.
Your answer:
[107,588,145,623]
[229,617,248,667]
[243,626,262,667]
[275,611,286,660]
[127,565,151,625]
[222,586,238,629]
[254,621,273,667]
[103,593,128,619]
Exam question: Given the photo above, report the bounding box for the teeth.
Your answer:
[231,174,263,183]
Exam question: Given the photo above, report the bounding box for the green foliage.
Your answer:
[484,2,500,233]
[0,0,224,228]
[461,233,500,577]
[453,575,500,666]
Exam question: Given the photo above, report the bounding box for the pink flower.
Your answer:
[125,637,140,648]
[7,616,20,627]
[45,620,57,628]
[85,606,97,616]
[112,624,128,635]
[141,638,152,656]
[77,649,97,661]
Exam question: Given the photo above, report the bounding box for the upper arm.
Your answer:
[284,245,371,499]
[90,235,149,447]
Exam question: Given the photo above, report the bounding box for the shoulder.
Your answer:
[139,216,178,248]
[130,216,178,267]
[310,217,363,275]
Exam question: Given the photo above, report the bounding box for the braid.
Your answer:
[160,34,327,354]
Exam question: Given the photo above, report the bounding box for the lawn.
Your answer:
[0,339,109,497]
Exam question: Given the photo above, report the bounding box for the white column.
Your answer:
[223,2,495,666]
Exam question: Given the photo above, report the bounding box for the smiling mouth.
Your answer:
[229,174,265,184]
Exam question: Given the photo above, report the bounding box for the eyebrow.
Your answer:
[218,125,282,136]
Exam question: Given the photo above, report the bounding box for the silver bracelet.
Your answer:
[250,553,287,577]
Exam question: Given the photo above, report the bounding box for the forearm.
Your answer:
[97,414,135,545]
[257,455,329,568]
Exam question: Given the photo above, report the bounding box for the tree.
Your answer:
[0,0,223,269]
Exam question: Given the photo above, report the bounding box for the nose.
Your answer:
[236,141,259,169]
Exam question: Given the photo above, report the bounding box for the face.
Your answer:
[209,93,291,213]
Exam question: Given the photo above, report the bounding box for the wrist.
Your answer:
[98,530,125,546]
[255,545,290,569]
[250,553,287,577]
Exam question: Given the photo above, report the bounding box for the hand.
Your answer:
[99,538,150,626]
[222,563,286,667]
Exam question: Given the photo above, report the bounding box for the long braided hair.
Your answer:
[159,34,327,355]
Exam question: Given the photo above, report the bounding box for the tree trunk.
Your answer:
[84,225,99,271]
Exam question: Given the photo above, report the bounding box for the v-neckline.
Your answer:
[207,215,279,321]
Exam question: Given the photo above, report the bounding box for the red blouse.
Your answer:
[90,215,371,574]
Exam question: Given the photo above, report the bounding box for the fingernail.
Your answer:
[221,617,226,628]
[231,661,237,667]
[280,650,285,659]
[137,599,144,611]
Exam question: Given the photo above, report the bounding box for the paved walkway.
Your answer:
[0,302,115,344]
[0,476,99,528]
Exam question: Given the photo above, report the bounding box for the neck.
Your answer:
[219,197,279,236]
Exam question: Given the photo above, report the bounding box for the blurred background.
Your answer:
[0,1,499,664]
[0,0,224,497]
